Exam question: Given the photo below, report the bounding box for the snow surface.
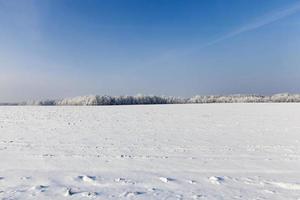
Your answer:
[0,104,300,199]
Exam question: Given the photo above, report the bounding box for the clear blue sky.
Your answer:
[1,0,300,102]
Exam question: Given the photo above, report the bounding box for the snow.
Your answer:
[0,104,300,199]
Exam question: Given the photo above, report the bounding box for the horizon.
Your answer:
[1,92,300,104]
[1,0,300,102]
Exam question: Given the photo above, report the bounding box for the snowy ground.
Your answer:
[0,104,300,200]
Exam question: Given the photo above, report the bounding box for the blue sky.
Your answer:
[1,0,300,101]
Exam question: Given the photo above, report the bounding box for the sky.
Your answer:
[1,0,300,102]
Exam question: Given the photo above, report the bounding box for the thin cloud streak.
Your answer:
[202,1,300,48]
[143,1,300,67]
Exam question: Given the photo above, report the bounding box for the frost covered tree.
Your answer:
[19,93,300,106]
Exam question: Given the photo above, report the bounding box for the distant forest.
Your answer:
[2,93,300,106]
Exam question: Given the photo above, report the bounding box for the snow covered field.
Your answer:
[0,104,300,199]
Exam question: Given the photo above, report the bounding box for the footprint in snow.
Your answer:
[114,177,135,185]
[148,187,159,192]
[65,188,81,196]
[209,176,225,185]
[81,191,100,197]
[78,175,97,184]
[192,194,206,199]
[114,177,126,182]
[42,154,55,157]
[188,180,197,184]
[20,176,31,180]
[31,185,49,192]
[159,177,175,183]
[120,191,145,197]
